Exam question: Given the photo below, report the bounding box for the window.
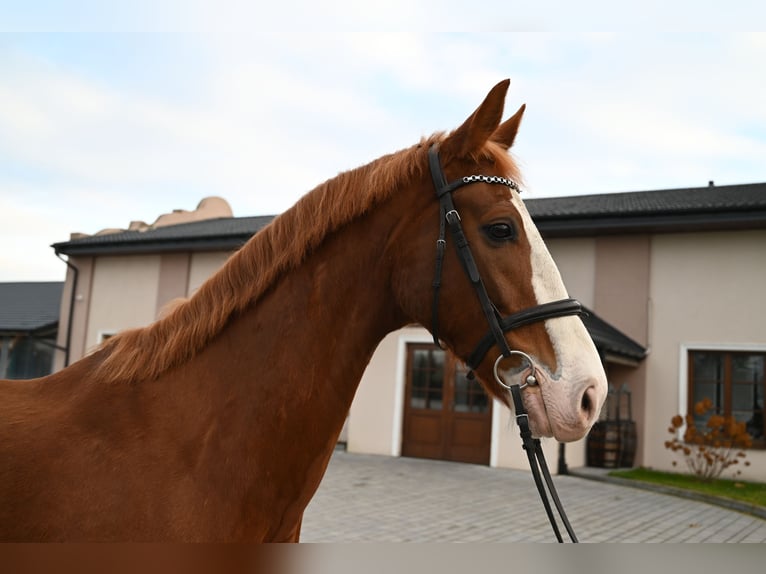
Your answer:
[1,335,55,380]
[410,347,444,410]
[688,350,765,447]
[407,345,489,413]
[99,332,115,343]
[453,363,490,413]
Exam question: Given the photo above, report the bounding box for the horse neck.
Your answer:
[173,203,408,471]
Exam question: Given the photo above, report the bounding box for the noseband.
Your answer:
[428,143,582,542]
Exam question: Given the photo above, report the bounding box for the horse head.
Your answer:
[389,79,607,442]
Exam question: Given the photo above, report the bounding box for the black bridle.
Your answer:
[428,143,583,543]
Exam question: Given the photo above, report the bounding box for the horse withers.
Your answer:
[0,80,607,541]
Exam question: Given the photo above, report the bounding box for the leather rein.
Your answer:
[428,143,582,543]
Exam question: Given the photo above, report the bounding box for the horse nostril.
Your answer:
[580,386,596,419]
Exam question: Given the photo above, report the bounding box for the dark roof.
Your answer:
[53,216,274,256]
[0,282,64,333]
[581,308,647,363]
[528,182,766,236]
[52,182,766,256]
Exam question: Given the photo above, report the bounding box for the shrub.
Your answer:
[665,398,753,481]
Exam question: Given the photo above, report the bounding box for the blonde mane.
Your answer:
[94,136,520,384]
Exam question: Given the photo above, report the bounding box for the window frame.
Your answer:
[98,331,116,344]
[404,343,490,414]
[681,344,766,449]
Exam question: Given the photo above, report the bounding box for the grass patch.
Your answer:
[608,467,766,508]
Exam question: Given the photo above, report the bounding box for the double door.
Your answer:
[401,344,493,465]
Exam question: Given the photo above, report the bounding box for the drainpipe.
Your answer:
[55,251,78,367]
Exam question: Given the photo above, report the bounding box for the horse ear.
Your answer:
[491,103,526,150]
[441,79,510,160]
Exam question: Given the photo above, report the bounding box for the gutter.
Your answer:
[535,209,766,238]
[55,251,77,367]
[53,236,250,257]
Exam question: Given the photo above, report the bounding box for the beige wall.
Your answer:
[188,251,233,295]
[156,253,191,315]
[595,235,650,346]
[546,238,596,308]
[647,230,766,480]
[85,255,162,351]
[57,250,234,366]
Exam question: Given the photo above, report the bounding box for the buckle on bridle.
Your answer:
[445,209,461,224]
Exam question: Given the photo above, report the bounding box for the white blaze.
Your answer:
[509,191,607,437]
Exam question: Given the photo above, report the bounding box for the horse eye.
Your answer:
[485,222,516,241]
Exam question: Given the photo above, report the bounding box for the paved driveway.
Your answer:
[302,450,766,542]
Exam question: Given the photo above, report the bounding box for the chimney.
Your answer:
[708,180,715,187]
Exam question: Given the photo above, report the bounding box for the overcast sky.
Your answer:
[2,6,765,281]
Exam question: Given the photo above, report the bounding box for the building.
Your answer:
[51,183,766,480]
[0,281,63,379]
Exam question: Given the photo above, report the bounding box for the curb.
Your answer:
[569,469,766,521]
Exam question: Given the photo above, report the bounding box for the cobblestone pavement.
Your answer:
[301,450,766,543]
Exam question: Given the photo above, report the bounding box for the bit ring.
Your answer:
[493,351,539,390]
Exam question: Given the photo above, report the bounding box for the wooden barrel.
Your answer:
[586,420,622,468]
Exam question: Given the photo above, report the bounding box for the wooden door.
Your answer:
[401,344,493,465]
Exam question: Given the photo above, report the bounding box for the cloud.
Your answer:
[1,31,765,281]
[497,34,766,194]
[0,190,80,281]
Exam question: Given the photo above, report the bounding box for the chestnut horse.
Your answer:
[0,80,607,541]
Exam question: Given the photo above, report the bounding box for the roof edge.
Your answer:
[536,209,766,237]
[54,236,251,257]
